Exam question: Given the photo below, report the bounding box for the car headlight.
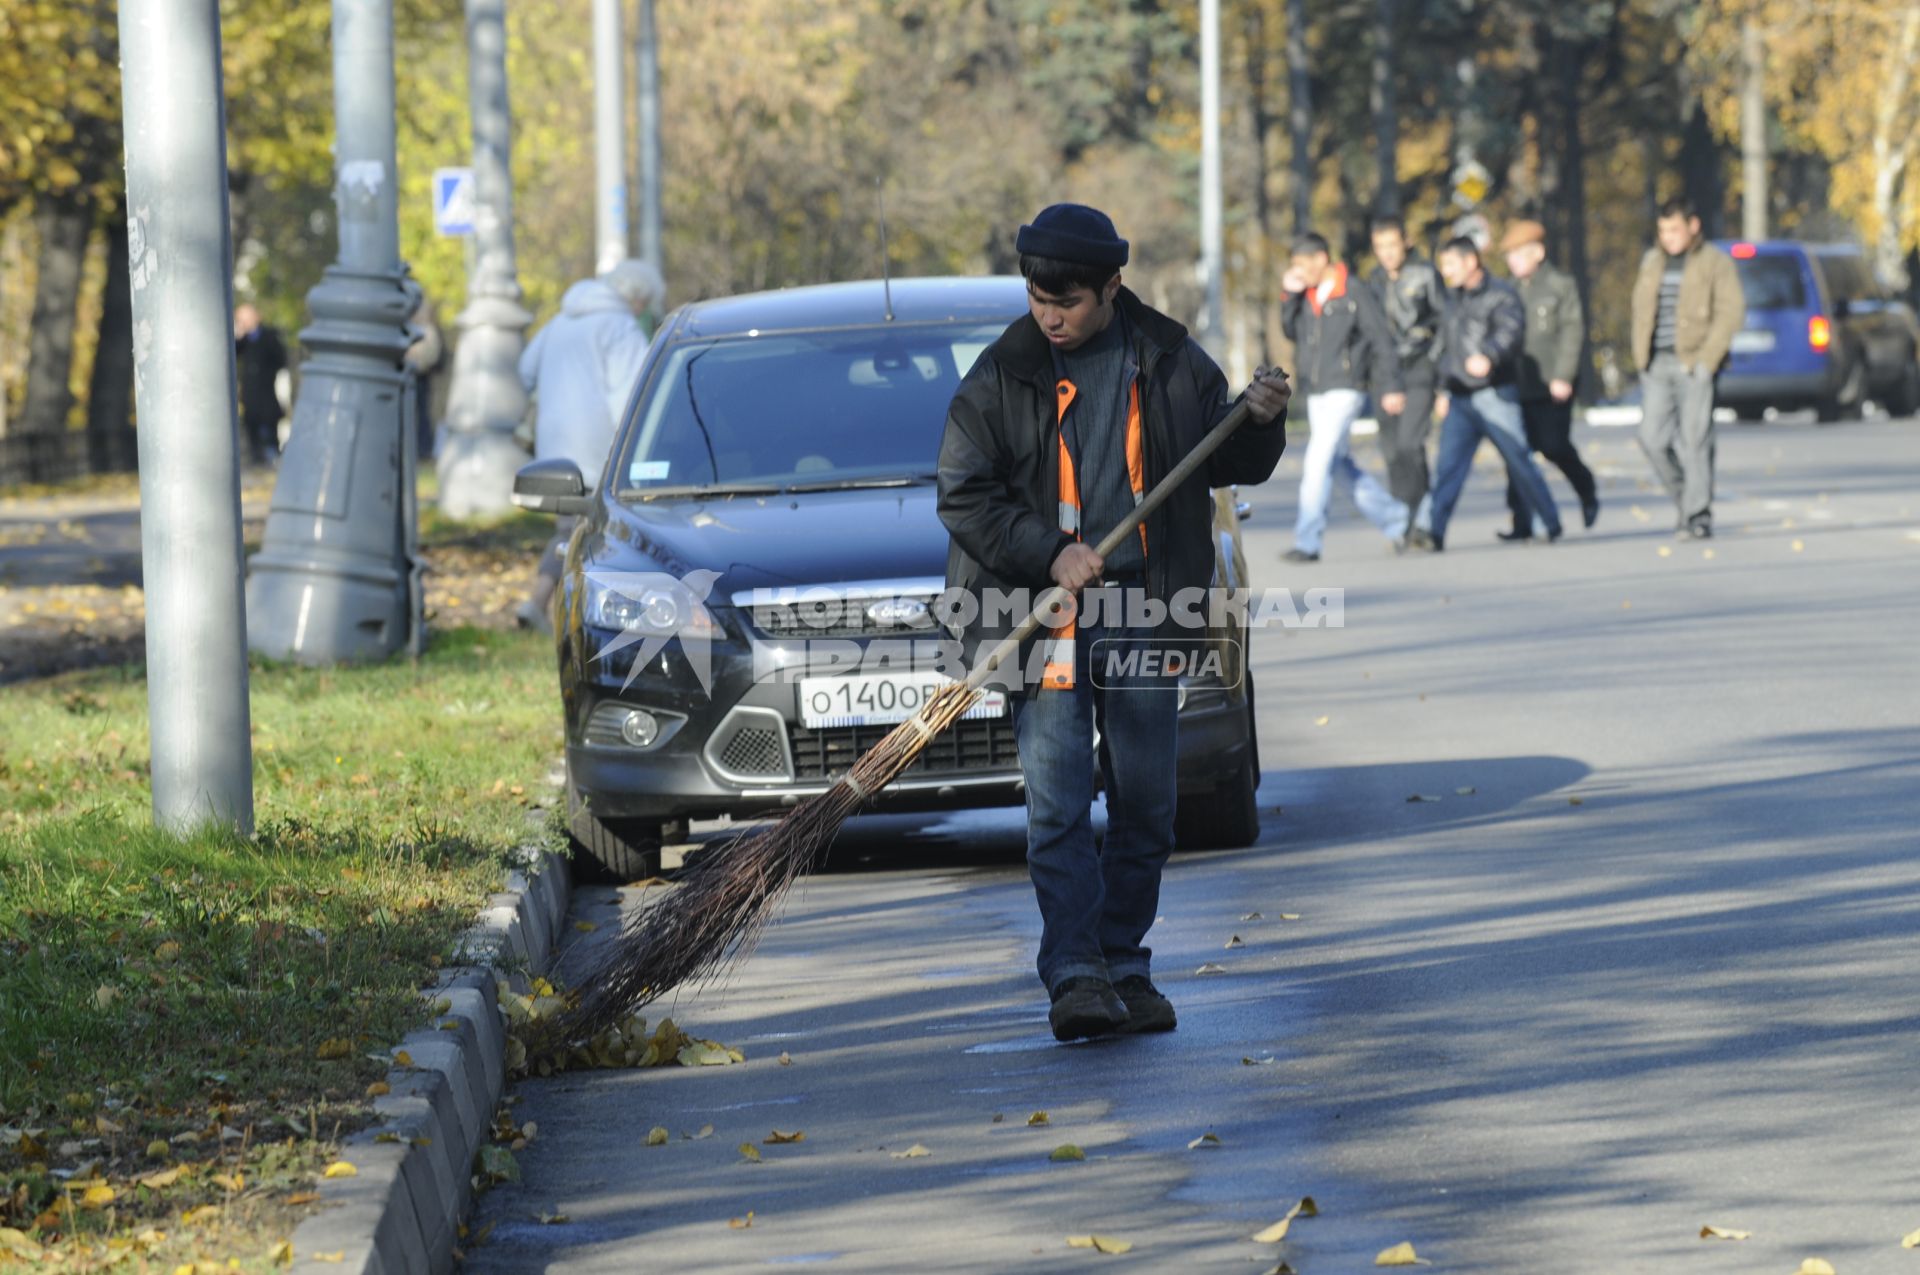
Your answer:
[582,572,721,639]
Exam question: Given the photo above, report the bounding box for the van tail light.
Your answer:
[1809,315,1832,352]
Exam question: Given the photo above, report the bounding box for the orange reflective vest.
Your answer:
[1042,374,1149,690]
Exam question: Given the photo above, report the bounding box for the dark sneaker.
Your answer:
[1582,496,1601,529]
[1495,526,1531,542]
[1281,547,1320,563]
[1048,977,1129,1042]
[1405,527,1443,553]
[1688,519,1713,539]
[1113,975,1177,1034]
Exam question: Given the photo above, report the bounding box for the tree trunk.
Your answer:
[87,208,136,472]
[18,188,93,452]
[1370,0,1399,214]
[1555,36,1592,395]
[1868,6,1920,291]
[1679,100,1722,235]
[1245,1,1275,361]
[1285,0,1312,233]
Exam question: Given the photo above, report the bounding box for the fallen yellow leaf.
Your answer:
[1314,715,1330,727]
[93,985,120,1010]
[1251,1197,1314,1242]
[1279,913,1301,920]
[765,1130,805,1144]
[1791,539,1805,552]
[154,940,182,962]
[1375,1241,1429,1266]
[1187,1132,1221,1150]
[892,1143,932,1159]
[312,1252,345,1264]
[180,1205,221,1225]
[729,1211,755,1229]
[285,1192,320,1206]
[394,1050,414,1067]
[537,1210,569,1224]
[1196,962,1227,974]
[1049,1144,1085,1162]
[0,1229,42,1260]
[268,1239,294,1264]
[366,1081,390,1097]
[315,1037,352,1060]
[322,1161,357,1178]
[574,921,598,933]
[691,1124,715,1140]
[778,1052,794,1066]
[137,1167,183,1190]
[1792,1262,1835,1275]
[80,1184,115,1209]
[211,1172,244,1192]
[1065,1235,1133,1254]
[738,1142,762,1162]
[1027,1111,1050,1126]
[1224,935,1244,948]
[1657,544,1673,558]
[1700,1224,1751,1240]
[646,1127,668,1147]
[1904,1227,1920,1249]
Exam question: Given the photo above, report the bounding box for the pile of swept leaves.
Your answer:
[502,978,745,1076]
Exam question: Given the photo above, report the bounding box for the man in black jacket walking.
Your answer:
[1367,215,1447,518]
[1408,237,1562,551]
[1280,232,1409,562]
[937,204,1290,1042]
[1500,220,1598,538]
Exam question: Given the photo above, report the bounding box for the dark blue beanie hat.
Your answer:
[1016,204,1129,268]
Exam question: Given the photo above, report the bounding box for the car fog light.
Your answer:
[620,709,661,747]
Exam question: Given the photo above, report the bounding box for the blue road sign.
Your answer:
[433,167,476,237]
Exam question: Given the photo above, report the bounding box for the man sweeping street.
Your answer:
[937,204,1291,1041]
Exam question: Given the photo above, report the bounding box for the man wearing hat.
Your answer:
[1501,220,1599,538]
[937,204,1292,1042]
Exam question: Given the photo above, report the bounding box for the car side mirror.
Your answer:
[512,458,592,516]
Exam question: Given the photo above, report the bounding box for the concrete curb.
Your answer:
[286,844,571,1275]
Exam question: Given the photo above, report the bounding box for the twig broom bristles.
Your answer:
[538,394,1265,1052]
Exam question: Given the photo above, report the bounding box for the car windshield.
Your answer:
[616,321,1008,495]
[1735,256,1807,310]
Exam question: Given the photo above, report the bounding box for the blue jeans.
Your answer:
[1427,384,1562,544]
[1292,389,1412,555]
[1011,610,1180,995]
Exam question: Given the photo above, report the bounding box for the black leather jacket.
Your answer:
[1367,257,1447,367]
[1436,274,1526,393]
[937,288,1287,679]
[1280,266,1402,398]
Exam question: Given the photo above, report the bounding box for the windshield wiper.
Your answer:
[620,482,785,502]
[782,472,939,493]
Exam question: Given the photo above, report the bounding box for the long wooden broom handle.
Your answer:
[963,391,1267,692]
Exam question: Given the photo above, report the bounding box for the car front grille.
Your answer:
[788,714,1019,780]
[745,596,943,640]
[717,722,788,777]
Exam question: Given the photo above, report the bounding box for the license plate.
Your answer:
[1731,330,1776,353]
[797,672,1005,728]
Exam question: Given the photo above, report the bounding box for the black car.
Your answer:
[512,277,1264,879]
[1714,240,1920,421]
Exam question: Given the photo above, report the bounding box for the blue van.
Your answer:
[1712,241,1920,421]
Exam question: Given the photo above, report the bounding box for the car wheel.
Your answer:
[1884,358,1920,419]
[1818,354,1867,422]
[565,770,663,883]
[1174,680,1261,851]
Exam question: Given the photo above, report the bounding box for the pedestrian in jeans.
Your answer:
[1501,220,1599,538]
[1407,237,1562,552]
[1367,215,1447,519]
[1280,232,1409,562]
[1630,198,1745,538]
[936,204,1291,1041]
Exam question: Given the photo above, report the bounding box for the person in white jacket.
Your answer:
[517,259,664,630]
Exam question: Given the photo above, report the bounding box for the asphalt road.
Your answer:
[466,415,1920,1273]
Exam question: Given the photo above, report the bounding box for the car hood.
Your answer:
[591,485,952,598]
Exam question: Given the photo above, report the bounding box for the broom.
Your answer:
[540,384,1277,1051]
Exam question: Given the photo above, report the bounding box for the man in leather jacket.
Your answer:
[1279,231,1410,562]
[1367,215,1447,517]
[1406,237,1562,552]
[936,203,1290,1042]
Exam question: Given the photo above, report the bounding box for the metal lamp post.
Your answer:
[436,0,532,517]
[119,0,255,833]
[246,0,423,664]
